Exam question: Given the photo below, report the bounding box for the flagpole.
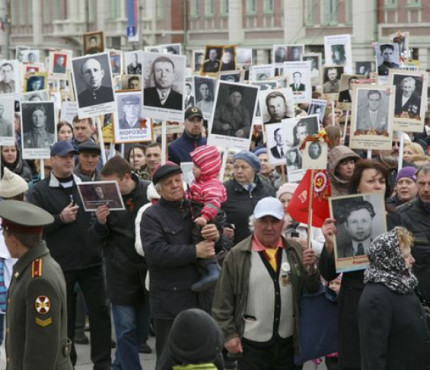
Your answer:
[307,169,314,250]
[280,164,286,184]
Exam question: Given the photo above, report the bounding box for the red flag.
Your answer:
[286,169,331,228]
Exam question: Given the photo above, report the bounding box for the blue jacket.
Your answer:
[168,130,206,164]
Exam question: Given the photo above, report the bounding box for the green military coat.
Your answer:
[5,242,72,370]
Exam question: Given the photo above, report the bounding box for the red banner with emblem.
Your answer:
[286,169,331,228]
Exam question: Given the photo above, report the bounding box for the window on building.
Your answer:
[157,0,164,18]
[345,0,352,23]
[305,0,314,25]
[220,0,229,14]
[385,0,397,4]
[264,0,274,12]
[321,0,338,24]
[204,0,214,15]
[248,0,257,13]
[108,0,120,20]
[191,0,200,16]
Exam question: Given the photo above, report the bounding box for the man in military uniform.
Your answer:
[202,48,221,73]
[0,200,73,369]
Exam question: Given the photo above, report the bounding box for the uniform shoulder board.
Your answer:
[31,258,43,278]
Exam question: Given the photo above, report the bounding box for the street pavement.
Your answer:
[0,335,326,369]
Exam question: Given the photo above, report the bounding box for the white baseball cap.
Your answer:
[253,197,285,220]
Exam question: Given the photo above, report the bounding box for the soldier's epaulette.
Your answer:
[31,259,43,278]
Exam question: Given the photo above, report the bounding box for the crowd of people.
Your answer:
[1,43,430,370]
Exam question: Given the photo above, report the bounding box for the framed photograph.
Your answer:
[236,48,252,66]
[0,60,20,95]
[249,64,275,82]
[15,45,31,63]
[285,44,304,62]
[142,52,186,122]
[21,49,40,64]
[21,101,56,159]
[184,77,195,110]
[284,61,312,103]
[202,45,223,74]
[219,45,236,72]
[330,193,387,273]
[121,75,141,91]
[302,141,328,170]
[307,99,327,124]
[302,53,322,87]
[355,61,374,77]
[193,50,205,73]
[324,34,353,74]
[208,81,259,150]
[273,45,288,64]
[388,69,427,132]
[375,43,400,77]
[193,76,217,120]
[350,84,394,150]
[83,31,104,55]
[77,181,125,212]
[259,88,294,124]
[49,50,73,77]
[113,91,152,144]
[124,50,143,75]
[109,49,122,76]
[71,52,116,118]
[25,73,47,92]
[265,122,287,166]
[159,43,182,55]
[322,66,344,95]
[0,96,16,146]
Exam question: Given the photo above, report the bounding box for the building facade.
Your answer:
[2,0,430,68]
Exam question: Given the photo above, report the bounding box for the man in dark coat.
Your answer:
[144,56,182,110]
[1,200,73,370]
[140,162,227,362]
[91,156,151,368]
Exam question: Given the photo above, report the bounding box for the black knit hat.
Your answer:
[168,308,224,365]
[152,161,182,185]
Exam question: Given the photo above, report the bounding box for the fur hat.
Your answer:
[0,168,28,198]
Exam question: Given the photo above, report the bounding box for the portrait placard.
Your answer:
[0,60,20,95]
[193,50,205,73]
[265,122,287,166]
[302,53,322,87]
[330,193,387,273]
[324,34,352,74]
[49,50,73,77]
[208,81,259,150]
[283,61,312,103]
[0,96,16,146]
[121,75,141,91]
[249,64,275,82]
[113,91,152,144]
[124,50,143,76]
[83,31,104,55]
[142,52,185,122]
[350,84,394,150]
[302,141,328,170]
[21,101,56,159]
[388,69,427,132]
[108,49,122,76]
[307,99,327,124]
[375,43,400,77]
[77,181,125,212]
[71,52,116,119]
[259,88,294,125]
[193,76,217,120]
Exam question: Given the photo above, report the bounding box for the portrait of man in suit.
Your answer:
[289,71,306,92]
[338,76,359,103]
[394,76,421,119]
[337,199,376,258]
[270,128,287,159]
[184,83,195,109]
[356,90,388,133]
[143,56,183,110]
[76,57,114,108]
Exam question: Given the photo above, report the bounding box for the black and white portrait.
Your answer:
[249,64,275,82]
[220,46,236,72]
[307,99,327,124]
[287,115,319,148]
[122,75,141,90]
[355,61,372,77]
[202,46,222,73]
[284,61,312,103]
[273,45,288,63]
[142,52,186,121]
[21,90,50,102]
[193,50,204,73]
[355,89,389,133]
[184,79,195,110]
[125,50,143,75]
[21,49,40,64]
[259,88,294,124]
[72,53,115,118]
[303,54,321,86]
[302,141,328,170]
[219,72,241,83]
[376,43,400,76]
[77,181,125,212]
[21,102,56,158]
[265,122,287,165]
[0,96,16,145]
[0,60,19,95]
[324,34,352,74]
[208,81,259,150]
[322,66,344,94]
[330,193,387,273]
[236,48,252,65]
[193,76,216,117]
[286,148,301,170]
[285,45,304,62]
[160,43,181,55]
